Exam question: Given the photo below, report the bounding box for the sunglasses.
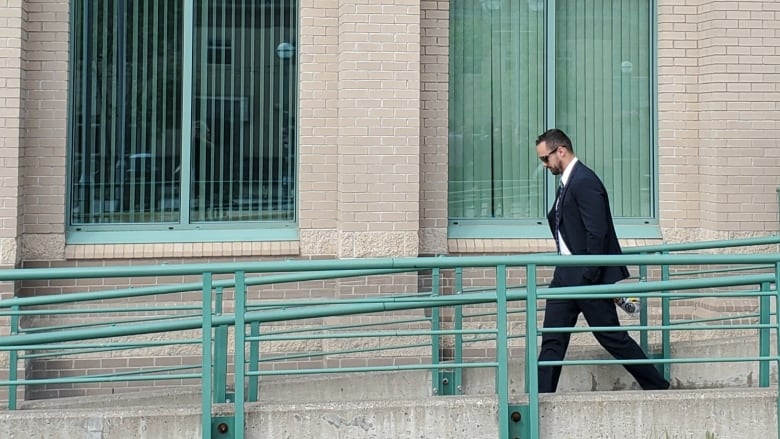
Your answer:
[539,146,561,163]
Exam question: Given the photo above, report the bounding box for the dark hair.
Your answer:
[535,128,573,152]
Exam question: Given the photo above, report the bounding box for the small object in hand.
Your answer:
[614,297,641,317]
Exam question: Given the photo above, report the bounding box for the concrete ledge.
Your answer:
[2,396,499,439]
[538,388,778,438]
[3,389,777,438]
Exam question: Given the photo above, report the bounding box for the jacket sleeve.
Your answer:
[572,176,611,282]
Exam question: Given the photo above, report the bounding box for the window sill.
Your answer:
[448,222,662,239]
[447,223,663,254]
[65,228,300,259]
[64,240,300,259]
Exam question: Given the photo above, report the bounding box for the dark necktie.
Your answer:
[554,183,564,254]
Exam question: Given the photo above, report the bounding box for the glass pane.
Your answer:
[70,1,184,225]
[192,0,296,222]
[449,0,545,220]
[69,0,298,228]
[555,0,652,218]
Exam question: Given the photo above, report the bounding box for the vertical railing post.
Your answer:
[759,281,771,388]
[453,267,463,394]
[495,265,509,439]
[213,286,228,403]
[526,264,539,439]
[247,321,260,402]
[434,265,460,396]
[430,267,442,395]
[234,271,247,439]
[638,262,649,352]
[8,305,19,410]
[661,254,672,379]
[201,273,213,439]
[775,262,780,439]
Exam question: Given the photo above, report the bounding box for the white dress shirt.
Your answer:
[556,157,578,256]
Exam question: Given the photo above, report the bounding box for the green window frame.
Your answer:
[67,0,299,244]
[448,0,659,239]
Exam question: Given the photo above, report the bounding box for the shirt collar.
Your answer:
[560,157,578,186]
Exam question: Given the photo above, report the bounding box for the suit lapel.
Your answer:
[559,161,580,206]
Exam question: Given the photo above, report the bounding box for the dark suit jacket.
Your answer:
[547,161,630,287]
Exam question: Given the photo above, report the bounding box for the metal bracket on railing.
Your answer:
[436,369,461,396]
[507,404,529,439]
[211,416,235,438]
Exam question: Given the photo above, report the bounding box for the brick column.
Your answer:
[19,0,69,261]
[298,0,341,257]
[695,1,780,237]
[336,0,421,258]
[419,1,448,255]
[0,0,30,405]
[658,0,780,241]
[0,0,27,265]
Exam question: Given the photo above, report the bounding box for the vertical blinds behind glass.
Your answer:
[448,1,545,220]
[555,0,653,218]
[69,0,297,228]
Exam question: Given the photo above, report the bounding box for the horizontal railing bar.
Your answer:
[669,313,767,326]
[245,294,438,310]
[2,252,780,284]
[544,290,772,299]
[0,273,774,347]
[254,317,432,337]
[0,268,415,308]
[541,355,778,367]
[0,305,202,316]
[0,373,201,386]
[251,362,500,377]
[22,313,203,334]
[665,265,774,277]
[540,323,775,333]
[20,341,201,359]
[462,309,526,319]
[86,365,202,379]
[258,341,434,363]
[624,235,780,253]
[251,329,497,341]
[0,339,197,352]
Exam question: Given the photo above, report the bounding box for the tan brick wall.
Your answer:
[0,2,28,264]
[19,0,68,261]
[7,0,780,264]
[419,0,449,256]
[298,0,340,256]
[333,0,420,258]
[657,0,780,243]
[696,1,780,236]
[0,0,30,406]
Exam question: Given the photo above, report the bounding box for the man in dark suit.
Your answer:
[534,128,669,393]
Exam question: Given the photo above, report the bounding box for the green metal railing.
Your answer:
[0,236,777,438]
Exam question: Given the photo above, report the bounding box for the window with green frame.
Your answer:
[449,0,656,237]
[68,0,298,243]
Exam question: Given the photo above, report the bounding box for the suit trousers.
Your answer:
[537,294,670,393]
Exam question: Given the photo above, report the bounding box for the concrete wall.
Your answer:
[3,389,776,438]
